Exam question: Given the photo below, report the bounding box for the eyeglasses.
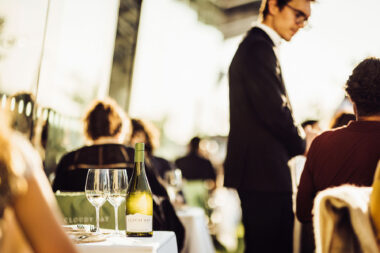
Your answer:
[285,4,309,26]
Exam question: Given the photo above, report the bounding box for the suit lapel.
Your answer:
[248,27,294,112]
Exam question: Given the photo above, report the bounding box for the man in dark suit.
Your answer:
[224,0,316,252]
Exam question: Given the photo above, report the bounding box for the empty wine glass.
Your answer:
[165,169,183,202]
[85,169,110,233]
[108,169,128,235]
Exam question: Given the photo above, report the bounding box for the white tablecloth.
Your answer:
[77,231,178,253]
[176,206,215,253]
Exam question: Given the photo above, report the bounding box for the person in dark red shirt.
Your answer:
[296,58,380,251]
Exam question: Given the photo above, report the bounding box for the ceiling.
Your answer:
[177,0,262,39]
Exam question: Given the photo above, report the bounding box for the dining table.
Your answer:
[56,192,214,253]
[176,206,215,253]
[75,230,178,253]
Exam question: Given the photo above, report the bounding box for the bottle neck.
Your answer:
[134,149,144,163]
[134,149,145,177]
[134,161,146,176]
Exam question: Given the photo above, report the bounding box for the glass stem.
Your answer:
[114,205,119,233]
[96,206,100,232]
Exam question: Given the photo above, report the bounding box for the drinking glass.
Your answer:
[85,169,110,233]
[107,169,128,235]
[165,169,183,202]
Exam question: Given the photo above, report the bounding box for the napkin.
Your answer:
[72,233,107,244]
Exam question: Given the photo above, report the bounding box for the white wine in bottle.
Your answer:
[125,143,153,237]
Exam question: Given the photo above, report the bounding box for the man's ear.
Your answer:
[267,0,279,16]
[348,96,359,119]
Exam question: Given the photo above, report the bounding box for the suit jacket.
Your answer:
[224,27,305,192]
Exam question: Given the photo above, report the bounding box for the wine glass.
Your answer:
[165,169,183,203]
[107,169,128,235]
[85,169,110,233]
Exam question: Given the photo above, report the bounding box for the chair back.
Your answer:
[55,191,126,229]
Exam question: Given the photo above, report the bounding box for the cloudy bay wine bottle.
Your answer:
[126,143,153,237]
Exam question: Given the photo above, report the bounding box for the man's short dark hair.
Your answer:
[345,57,380,117]
[260,0,290,19]
[260,0,315,20]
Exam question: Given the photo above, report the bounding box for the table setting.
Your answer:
[58,167,178,253]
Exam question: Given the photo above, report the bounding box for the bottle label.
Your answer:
[126,213,152,232]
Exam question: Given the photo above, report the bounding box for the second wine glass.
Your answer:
[165,169,183,203]
[85,169,110,233]
[108,169,128,235]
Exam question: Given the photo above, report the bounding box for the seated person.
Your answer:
[329,112,356,129]
[128,119,186,250]
[175,137,216,182]
[52,101,186,251]
[7,91,35,140]
[0,112,78,253]
[312,161,380,252]
[52,98,134,192]
[129,118,174,180]
[297,57,380,223]
[175,137,216,211]
[289,119,321,253]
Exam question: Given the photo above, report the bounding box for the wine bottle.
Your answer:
[125,143,153,237]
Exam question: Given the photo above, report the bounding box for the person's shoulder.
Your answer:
[243,27,274,47]
[174,157,183,163]
[59,146,82,161]
[310,128,345,149]
[175,156,187,165]
[311,129,332,144]
[120,144,135,157]
[122,145,134,153]
[317,126,349,139]
[196,154,211,163]
[237,29,275,60]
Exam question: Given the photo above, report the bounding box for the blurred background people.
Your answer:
[6,91,35,141]
[175,136,216,211]
[52,98,133,192]
[289,119,321,253]
[129,118,174,180]
[175,136,216,183]
[0,112,78,253]
[329,111,356,129]
[301,120,321,132]
[297,57,380,251]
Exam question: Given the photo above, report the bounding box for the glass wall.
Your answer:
[0,0,141,180]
